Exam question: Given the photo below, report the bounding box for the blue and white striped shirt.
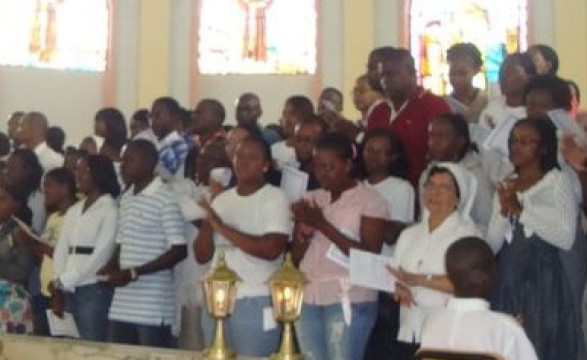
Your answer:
[108,177,186,326]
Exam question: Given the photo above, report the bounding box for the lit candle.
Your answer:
[216,288,225,312]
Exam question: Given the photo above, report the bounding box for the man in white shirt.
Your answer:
[420,236,537,360]
[18,112,64,172]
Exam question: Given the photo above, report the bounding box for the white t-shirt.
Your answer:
[271,140,298,170]
[421,298,538,360]
[211,184,292,298]
[393,211,480,343]
[364,177,415,256]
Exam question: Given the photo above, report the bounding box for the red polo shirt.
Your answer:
[389,87,450,185]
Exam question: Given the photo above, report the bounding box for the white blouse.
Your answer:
[53,194,118,290]
[486,169,578,253]
[393,211,480,343]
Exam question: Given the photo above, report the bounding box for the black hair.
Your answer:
[154,96,182,117]
[24,112,49,133]
[505,52,537,77]
[568,80,581,104]
[426,166,461,199]
[46,126,65,154]
[369,46,397,63]
[9,149,43,194]
[83,154,121,198]
[241,135,272,163]
[432,113,472,159]
[315,132,355,162]
[286,95,315,119]
[528,44,559,75]
[445,236,496,298]
[524,75,572,111]
[388,48,416,75]
[362,129,409,179]
[0,132,10,157]
[447,42,483,69]
[125,139,159,169]
[95,107,127,152]
[299,114,329,136]
[200,98,226,124]
[131,109,149,125]
[234,122,263,139]
[509,117,559,173]
[44,167,77,200]
[2,183,32,225]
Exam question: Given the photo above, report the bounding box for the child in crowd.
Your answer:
[352,74,392,131]
[271,96,315,170]
[421,236,537,360]
[445,43,488,124]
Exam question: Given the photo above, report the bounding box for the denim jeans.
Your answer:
[295,301,377,360]
[108,320,173,348]
[201,296,281,357]
[65,282,113,341]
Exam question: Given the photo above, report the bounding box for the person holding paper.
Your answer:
[0,183,36,334]
[194,135,291,357]
[291,132,388,360]
[389,163,480,360]
[51,154,120,341]
[487,118,580,360]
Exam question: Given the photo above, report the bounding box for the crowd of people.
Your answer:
[0,42,586,360]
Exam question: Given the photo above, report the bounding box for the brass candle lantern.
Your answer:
[268,253,309,360]
[203,251,241,359]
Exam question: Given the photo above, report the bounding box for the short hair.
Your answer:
[46,126,65,154]
[9,149,44,194]
[524,75,573,111]
[286,95,315,119]
[234,122,263,139]
[154,96,182,116]
[447,42,483,69]
[362,129,409,179]
[24,112,49,133]
[201,98,226,124]
[298,114,329,135]
[315,132,355,162]
[126,139,159,168]
[82,154,121,198]
[0,132,10,156]
[131,109,149,125]
[506,52,537,77]
[369,46,396,63]
[432,113,472,160]
[446,236,496,297]
[528,44,559,75]
[44,167,77,200]
[238,92,261,105]
[240,135,272,163]
[509,117,559,173]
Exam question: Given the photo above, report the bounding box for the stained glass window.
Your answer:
[409,0,527,95]
[0,0,109,72]
[198,0,317,75]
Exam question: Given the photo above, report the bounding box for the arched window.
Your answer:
[0,0,110,72]
[409,0,527,95]
[198,0,317,75]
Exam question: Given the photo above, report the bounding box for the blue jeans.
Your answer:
[65,282,113,341]
[296,302,377,360]
[201,296,281,357]
[108,320,173,348]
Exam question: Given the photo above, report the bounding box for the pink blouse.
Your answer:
[300,183,389,305]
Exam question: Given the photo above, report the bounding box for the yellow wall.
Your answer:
[342,0,374,119]
[554,0,587,107]
[137,0,171,108]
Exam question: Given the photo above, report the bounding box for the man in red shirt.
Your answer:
[379,48,450,185]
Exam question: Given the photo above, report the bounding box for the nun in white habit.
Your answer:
[389,162,482,358]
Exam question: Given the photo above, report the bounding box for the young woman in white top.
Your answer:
[487,118,579,360]
[390,163,480,360]
[52,154,120,341]
[195,136,292,357]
